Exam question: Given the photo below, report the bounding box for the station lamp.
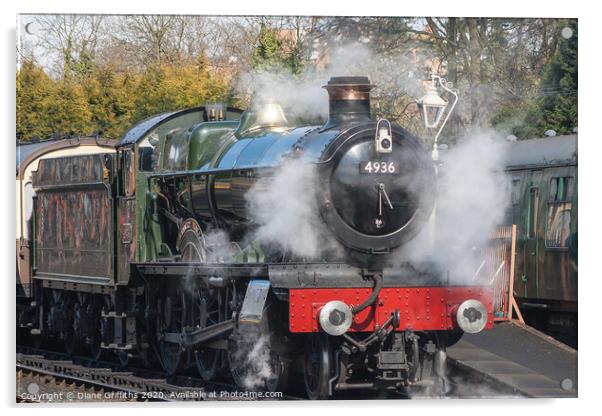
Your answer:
[418,73,458,160]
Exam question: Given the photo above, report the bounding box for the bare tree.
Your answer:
[32,14,105,78]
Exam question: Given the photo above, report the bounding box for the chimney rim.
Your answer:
[322,75,375,90]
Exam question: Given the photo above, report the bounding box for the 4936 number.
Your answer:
[359,161,399,174]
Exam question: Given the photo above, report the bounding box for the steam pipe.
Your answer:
[351,273,383,314]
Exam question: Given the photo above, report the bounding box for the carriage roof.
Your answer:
[504,134,577,169]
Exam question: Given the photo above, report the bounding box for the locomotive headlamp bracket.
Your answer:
[375,119,393,154]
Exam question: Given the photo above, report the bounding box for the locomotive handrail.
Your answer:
[144,165,276,179]
[315,122,426,166]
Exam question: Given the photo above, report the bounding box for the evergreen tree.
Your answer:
[16,60,58,140]
[491,20,577,139]
[48,79,93,136]
[251,23,285,71]
[83,67,137,138]
[539,20,578,134]
[250,22,306,74]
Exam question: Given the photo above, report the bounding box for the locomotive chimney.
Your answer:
[323,76,374,128]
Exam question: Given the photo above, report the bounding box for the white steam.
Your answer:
[204,229,237,263]
[397,129,510,281]
[233,336,274,390]
[235,43,425,123]
[245,157,341,259]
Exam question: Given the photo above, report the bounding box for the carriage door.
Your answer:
[116,147,137,284]
[524,170,542,298]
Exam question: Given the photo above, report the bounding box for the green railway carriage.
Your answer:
[504,135,577,346]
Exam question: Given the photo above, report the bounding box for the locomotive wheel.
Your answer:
[266,351,290,392]
[156,294,186,375]
[229,300,291,393]
[117,351,130,368]
[63,303,82,356]
[63,321,81,356]
[303,333,331,400]
[179,228,221,380]
[89,308,103,361]
[414,333,448,397]
[193,283,221,381]
[229,336,290,392]
[89,323,103,362]
[177,219,207,262]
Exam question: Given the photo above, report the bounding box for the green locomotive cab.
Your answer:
[114,105,244,270]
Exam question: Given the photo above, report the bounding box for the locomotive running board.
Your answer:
[162,319,234,348]
[134,262,269,279]
[134,262,448,288]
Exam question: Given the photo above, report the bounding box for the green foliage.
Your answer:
[251,23,306,74]
[16,55,231,141]
[251,24,284,71]
[540,20,578,135]
[17,17,578,142]
[492,20,578,139]
[16,60,59,140]
[83,67,137,138]
[490,99,543,139]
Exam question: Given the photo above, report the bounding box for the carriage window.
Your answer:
[138,131,160,171]
[546,177,573,248]
[23,182,33,239]
[549,177,573,202]
[511,179,521,205]
[528,187,539,238]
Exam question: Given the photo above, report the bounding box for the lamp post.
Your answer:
[417,73,458,160]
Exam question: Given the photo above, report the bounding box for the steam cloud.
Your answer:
[204,229,237,263]
[245,156,342,259]
[235,43,424,123]
[230,336,274,390]
[395,129,510,281]
[219,43,512,397]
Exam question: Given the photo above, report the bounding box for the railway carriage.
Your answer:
[504,135,578,347]
[16,137,116,298]
[18,77,494,398]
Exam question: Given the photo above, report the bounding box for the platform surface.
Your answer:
[447,321,577,398]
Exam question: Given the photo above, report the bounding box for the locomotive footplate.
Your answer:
[133,262,447,287]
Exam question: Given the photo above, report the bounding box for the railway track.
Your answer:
[16,345,522,402]
[16,346,289,402]
[16,363,150,402]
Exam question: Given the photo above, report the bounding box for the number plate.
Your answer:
[359,161,400,174]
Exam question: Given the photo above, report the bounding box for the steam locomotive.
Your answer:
[17,76,493,398]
